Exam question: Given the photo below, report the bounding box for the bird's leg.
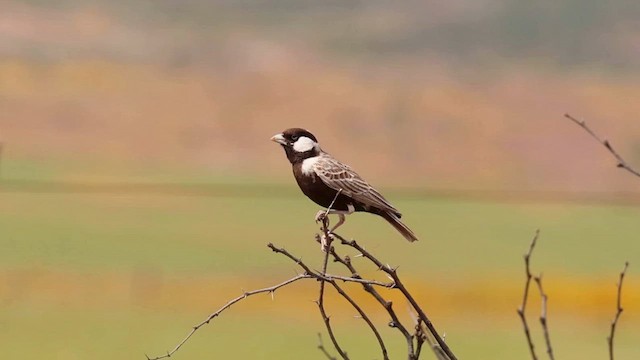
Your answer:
[329,213,346,234]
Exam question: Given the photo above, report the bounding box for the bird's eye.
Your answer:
[291,135,299,141]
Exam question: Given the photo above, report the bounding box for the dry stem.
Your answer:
[533,274,554,360]
[564,114,640,178]
[332,232,457,360]
[608,262,630,360]
[148,212,456,360]
[517,230,540,360]
[145,274,310,360]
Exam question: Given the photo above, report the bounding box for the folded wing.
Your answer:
[313,154,401,216]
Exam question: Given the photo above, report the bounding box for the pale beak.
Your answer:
[270,133,287,145]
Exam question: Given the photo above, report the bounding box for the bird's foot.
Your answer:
[315,210,328,223]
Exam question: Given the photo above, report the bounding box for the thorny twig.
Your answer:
[413,320,426,359]
[317,333,337,360]
[608,262,630,360]
[533,275,554,360]
[564,113,635,359]
[327,279,388,359]
[267,244,391,287]
[146,241,400,360]
[316,216,349,360]
[518,231,632,360]
[332,232,457,360]
[564,114,640,178]
[268,242,397,360]
[149,199,456,360]
[409,307,450,360]
[145,274,311,360]
[517,230,540,360]
[329,248,395,360]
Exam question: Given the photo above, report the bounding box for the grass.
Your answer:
[0,182,639,359]
[1,190,638,275]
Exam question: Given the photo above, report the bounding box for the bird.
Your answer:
[270,128,418,242]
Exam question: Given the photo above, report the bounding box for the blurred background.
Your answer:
[1,1,639,359]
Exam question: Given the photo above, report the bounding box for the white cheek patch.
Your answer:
[292,136,317,153]
[301,156,320,175]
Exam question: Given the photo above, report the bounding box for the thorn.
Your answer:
[270,290,275,301]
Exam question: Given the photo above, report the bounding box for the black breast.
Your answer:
[292,162,366,212]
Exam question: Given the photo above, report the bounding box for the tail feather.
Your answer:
[380,211,418,242]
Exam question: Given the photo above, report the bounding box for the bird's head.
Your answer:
[271,128,320,163]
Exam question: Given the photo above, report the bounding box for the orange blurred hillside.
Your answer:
[1,1,639,193]
[2,58,640,193]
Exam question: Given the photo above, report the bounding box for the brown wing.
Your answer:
[313,154,400,215]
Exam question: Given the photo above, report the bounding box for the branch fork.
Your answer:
[147,217,456,360]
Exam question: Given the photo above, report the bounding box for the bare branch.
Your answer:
[329,248,394,360]
[331,249,417,359]
[324,273,394,288]
[333,233,457,360]
[149,203,456,360]
[534,274,555,360]
[271,236,391,359]
[328,279,389,360]
[331,243,416,359]
[145,274,311,360]
[414,320,426,359]
[409,307,450,360]
[317,333,337,360]
[267,244,394,287]
[517,230,540,360]
[564,114,640,178]
[608,262,630,360]
[316,219,350,360]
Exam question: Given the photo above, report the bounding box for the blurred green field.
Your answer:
[2,188,639,275]
[1,183,639,359]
